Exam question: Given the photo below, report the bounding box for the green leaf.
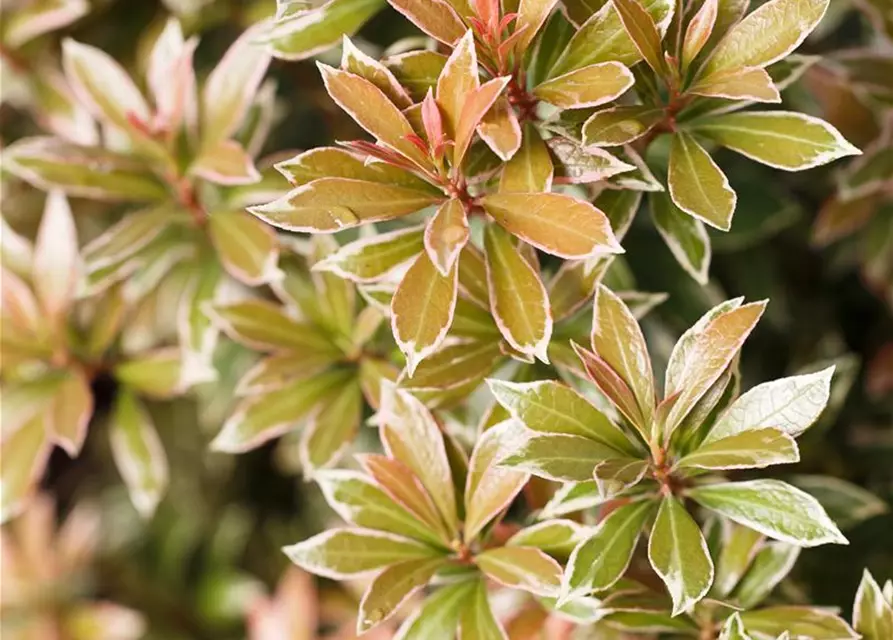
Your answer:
[650,192,711,284]
[208,210,280,285]
[299,381,363,474]
[573,342,649,437]
[314,225,425,283]
[732,541,799,609]
[424,198,470,276]
[0,414,50,523]
[547,137,636,183]
[647,495,715,616]
[265,0,385,60]
[563,500,654,599]
[109,389,168,518]
[207,300,338,354]
[436,31,479,143]
[283,528,441,579]
[691,111,860,171]
[3,137,167,201]
[739,606,857,639]
[475,546,562,597]
[501,433,619,482]
[46,369,92,457]
[384,50,447,102]
[484,224,552,362]
[613,0,666,74]
[316,470,447,546]
[507,519,587,559]
[581,105,664,147]
[191,140,261,186]
[275,147,435,191]
[249,178,442,233]
[396,580,475,640]
[706,367,835,442]
[788,476,888,531]
[358,556,447,633]
[700,0,829,79]
[669,133,737,231]
[689,480,848,547]
[403,341,501,393]
[533,62,634,109]
[718,613,752,640]
[593,458,650,498]
[853,569,893,640]
[464,421,530,542]
[114,348,186,400]
[341,36,412,108]
[4,0,89,48]
[390,251,458,374]
[83,208,178,273]
[678,428,799,470]
[499,123,554,193]
[540,481,607,519]
[689,67,781,103]
[459,578,505,640]
[487,379,638,455]
[713,523,763,597]
[478,96,523,161]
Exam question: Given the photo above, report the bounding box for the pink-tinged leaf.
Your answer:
[484,224,552,363]
[612,0,666,74]
[208,210,281,285]
[33,191,81,322]
[318,64,431,167]
[249,178,442,233]
[201,21,272,147]
[811,193,879,248]
[0,268,46,351]
[390,251,459,375]
[515,0,560,51]
[299,382,363,476]
[61,38,150,131]
[475,546,562,597]
[533,61,634,109]
[499,123,554,193]
[464,421,531,542]
[481,192,623,259]
[668,132,737,231]
[357,453,454,542]
[592,285,655,429]
[192,140,262,186]
[387,0,467,46]
[0,414,51,523]
[454,77,511,167]
[425,199,470,276]
[681,0,717,71]
[478,97,522,161]
[358,556,447,633]
[341,36,412,108]
[663,300,768,436]
[421,90,446,151]
[109,389,168,518]
[437,31,480,140]
[689,67,781,103]
[247,568,317,640]
[147,18,198,135]
[48,369,93,457]
[377,382,459,534]
[3,0,89,49]
[572,341,648,439]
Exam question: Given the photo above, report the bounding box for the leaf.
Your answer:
[788,475,889,531]
[689,480,848,547]
[678,428,799,471]
[109,389,168,518]
[318,64,429,166]
[663,300,766,436]
[378,383,459,534]
[464,421,530,542]
[487,380,637,455]
[265,0,385,60]
[713,523,764,597]
[0,414,50,523]
[612,0,666,74]
[591,285,655,430]
[484,224,552,362]
[192,140,261,186]
[3,0,89,48]
[437,31,479,142]
[299,382,362,474]
[249,178,442,232]
[739,606,857,639]
[207,300,338,354]
[358,557,447,633]
[385,50,448,101]
[668,133,737,231]
[477,96,522,161]
[396,580,475,640]
[547,137,636,184]
[275,147,435,191]
[691,111,860,171]
[499,124,554,193]
[700,0,829,79]
[47,369,92,457]
[507,520,586,559]
[706,367,835,442]
[283,528,441,580]
[573,342,648,437]
[733,541,800,609]
[501,433,619,482]
[33,191,81,322]
[61,38,150,132]
[689,67,781,103]
[114,348,186,399]
[386,0,467,46]
[2,138,167,201]
[853,569,893,640]
[391,251,458,374]
[453,77,511,166]
[482,193,622,259]
[540,482,607,519]
[475,546,562,596]
[665,298,742,393]
[593,458,650,498]
[459,578,506,640]
[650,193,711,284]
[718,613,752,640]
[682,0,718,71]
[211,368,352,453]
[582,105,664,147]
[83,209,178,273]
[208,210,280,285]
[316,470,447,546]
[424,199,470,276]
[563,500,654,599]
[341,36,412,108]
[533,62,634,109]
[647,495,715,616]
[315,226,424,284]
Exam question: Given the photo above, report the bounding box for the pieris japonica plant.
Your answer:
[1,0,890,638]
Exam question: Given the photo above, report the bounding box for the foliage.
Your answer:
[0,0,891,638]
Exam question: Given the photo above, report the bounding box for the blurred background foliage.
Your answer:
[1,0,891,639]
